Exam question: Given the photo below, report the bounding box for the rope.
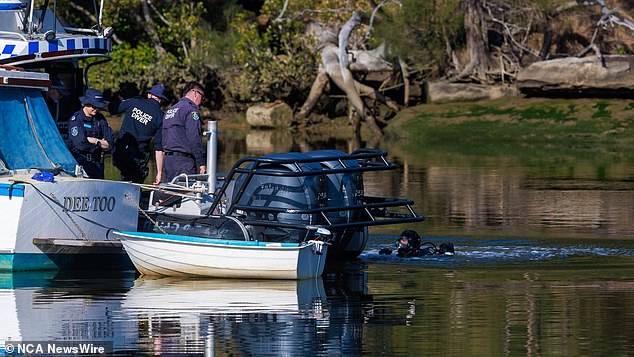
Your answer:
[23,94,57,168]
[12,180,118,239]
[124,193,168,235]
[49,192,88,240]
[130,182,206,200]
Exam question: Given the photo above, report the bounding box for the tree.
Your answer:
[60,0,239,96]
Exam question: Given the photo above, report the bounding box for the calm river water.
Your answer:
[2,126,634,356]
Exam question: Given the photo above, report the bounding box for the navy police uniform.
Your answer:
[68,110,114,179]
[162,97,205,182]
[110,97,164,183]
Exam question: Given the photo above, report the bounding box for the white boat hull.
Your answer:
[114,231,328,280]
[0,177,140,271]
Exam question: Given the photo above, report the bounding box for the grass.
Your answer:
[386,97,634,159]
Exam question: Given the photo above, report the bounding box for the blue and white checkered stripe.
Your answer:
[26,38,111,54]
[0,37,111,59]
[1,43,18,57]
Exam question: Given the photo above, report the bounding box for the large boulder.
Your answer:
[517,55,634,96]
[426,81,517,104]
[246,101,293,128]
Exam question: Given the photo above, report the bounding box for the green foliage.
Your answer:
[592,102,611,119]
[57,0,628,106]
[230,0,390,102]
[373,0,462,74]
[389,99,634,153]
[230,2,318,102]
[442,103,578,122]
[615,45,633,55]
[59,0,239,95]
[88,42,185,92]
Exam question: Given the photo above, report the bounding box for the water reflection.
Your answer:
[121,268,369,356]
[213,127,634,239]
[1,257,634,355]
[364,155,634,239]
[123,277,327,355]
[58,122,634,355]
[0,271,136,352]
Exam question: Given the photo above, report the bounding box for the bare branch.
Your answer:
[338,12,362,83]
[147,0,171,26]
[141,0,166,55]
[296,71,329,121]
[483,1,540,58]
[364,0,402,42]
[67,1,121,44]
[274,0,290,23]
[589,0,634,31]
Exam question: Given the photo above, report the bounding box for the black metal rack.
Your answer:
[206,149,424,232]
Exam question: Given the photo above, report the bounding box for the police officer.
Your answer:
[109,84,167,184]
[68,88,114,179]
[161,81,207,182]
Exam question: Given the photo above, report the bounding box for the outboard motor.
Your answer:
[231,152,327,242]
[303,150,367,258]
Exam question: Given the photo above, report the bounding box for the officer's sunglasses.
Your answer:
[192,89,205,101]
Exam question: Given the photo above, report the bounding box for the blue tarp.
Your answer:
[0,87,77,172]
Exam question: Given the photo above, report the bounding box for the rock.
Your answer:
[517,55,634,96]
[426,81,518,104]
[246,101,293,128]
[245,130,293,154]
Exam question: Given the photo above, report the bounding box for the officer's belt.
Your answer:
[164,151,194,159]
[77,152,101,162]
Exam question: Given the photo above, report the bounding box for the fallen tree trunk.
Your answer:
[297,13,398,136]
[516,55,634,96]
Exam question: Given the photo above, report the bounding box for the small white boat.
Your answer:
[113,231,328,280]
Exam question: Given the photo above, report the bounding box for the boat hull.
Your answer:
[0,178,140,271]
[114,232,328,280]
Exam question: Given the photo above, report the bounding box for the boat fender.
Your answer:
[310,240,327,255]
[32,172,55,183]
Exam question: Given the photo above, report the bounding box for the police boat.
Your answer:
[1,0,114,142]
[125,121,424,276]
[0,1,139,271]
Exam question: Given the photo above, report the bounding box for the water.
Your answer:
[5,127,634,356]
[3,249,634,356]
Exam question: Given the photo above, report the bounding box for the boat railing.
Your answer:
[206,149,424,231]
[63,27,101,36]
[0,31,28,41]
[235,197,423,230]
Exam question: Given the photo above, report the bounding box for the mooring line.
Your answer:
[124,193,168,235]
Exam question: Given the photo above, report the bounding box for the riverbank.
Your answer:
[383,97,634,174]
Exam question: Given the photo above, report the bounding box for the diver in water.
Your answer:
[379,230,455,257]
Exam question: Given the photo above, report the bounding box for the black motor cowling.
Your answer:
[231,152,326,242]
[228,150,367,250]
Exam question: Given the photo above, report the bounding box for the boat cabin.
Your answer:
[0,0,113,137]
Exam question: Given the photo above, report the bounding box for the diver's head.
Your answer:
[396,230,421,256]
